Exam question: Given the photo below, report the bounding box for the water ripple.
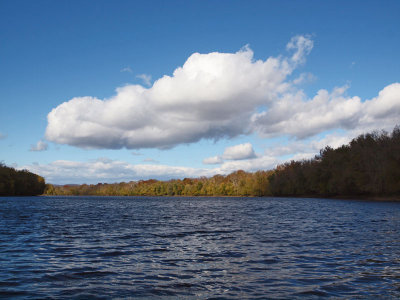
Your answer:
[0,196,399,298]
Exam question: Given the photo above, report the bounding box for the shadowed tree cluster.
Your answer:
[0,163,46,196]
[269,126,400,197]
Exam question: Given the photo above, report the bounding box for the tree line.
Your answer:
[269,126,400,197]
[44,170,273,197]
[0,163,46,196]
[44,126,400,199]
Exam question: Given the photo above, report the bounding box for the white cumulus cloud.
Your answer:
[222,143,256,160]
[203,142,257,165]
[45,35,400,152]
[252,83,400,139]
[202,155,223,165]
[45,36,312,150]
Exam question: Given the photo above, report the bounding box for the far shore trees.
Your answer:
[44,126,400,199]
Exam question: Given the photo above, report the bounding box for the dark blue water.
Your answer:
[0,196,399,298]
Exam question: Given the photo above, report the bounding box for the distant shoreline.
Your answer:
[37,194,400,202]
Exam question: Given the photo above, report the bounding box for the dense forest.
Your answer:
[45,127,400,199]
[269,127,400,197]
[0,163,46,196]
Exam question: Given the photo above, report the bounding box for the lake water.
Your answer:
[0,196,399,298]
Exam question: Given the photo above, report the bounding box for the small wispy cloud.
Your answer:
[143,158,159,163]
[0,132,6,140]
[136,74,152,86]
[292,72,316,85]
[131,151,143,156]
[30,140,48,152]
[120,66,133,73]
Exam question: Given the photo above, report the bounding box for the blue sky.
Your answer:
[1,0,399,184]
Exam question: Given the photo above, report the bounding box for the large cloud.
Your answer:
[45,36,312,149]
[45,35,400,151]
